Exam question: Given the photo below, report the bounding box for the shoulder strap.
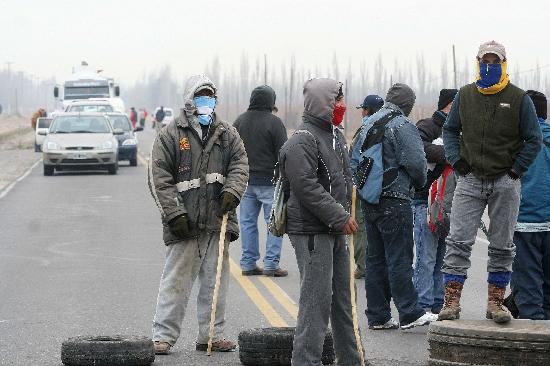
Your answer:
[361,111,400,152]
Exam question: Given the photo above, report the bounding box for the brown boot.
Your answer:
[438,281,463,321]
[486,284,512,323]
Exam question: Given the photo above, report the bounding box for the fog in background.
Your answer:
[1,0,549,134]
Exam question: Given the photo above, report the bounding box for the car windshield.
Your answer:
[165,110,172,116]
[50,116,111,134]
[109,115,132,132]
[67,104,114,113]
[37,118,53,129]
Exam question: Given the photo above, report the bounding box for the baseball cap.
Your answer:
[356,95,384,110]
[477,40,506,61]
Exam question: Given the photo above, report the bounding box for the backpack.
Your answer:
[427,165,456,238]
[354,111,399,204]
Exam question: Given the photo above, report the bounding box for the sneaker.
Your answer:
[400,312,438,330]
[196,339,236,352]
[154,341,171,355]
[242,266,263,276]
[369,318,399,330]
[263,268,288,277]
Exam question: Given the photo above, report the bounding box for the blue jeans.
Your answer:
[239,184,283,271]
[511,231,550,320]
[412,202,445,313]
[363,198,425,326]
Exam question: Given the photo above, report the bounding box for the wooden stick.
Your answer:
[348,186,365,365]
[207,213,229,356]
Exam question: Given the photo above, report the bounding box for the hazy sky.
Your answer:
[1,0,549,85]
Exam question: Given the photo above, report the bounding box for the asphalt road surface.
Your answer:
[0,125,493,366]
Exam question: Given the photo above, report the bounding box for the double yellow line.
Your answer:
[228,258,298,327]
[139,152,299,326]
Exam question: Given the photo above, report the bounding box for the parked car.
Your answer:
[65,99,114,113]
[106,113,142,166]
[34,117,53,152]
[41,113,121,176]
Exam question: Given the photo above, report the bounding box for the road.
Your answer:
[0,125,492,366]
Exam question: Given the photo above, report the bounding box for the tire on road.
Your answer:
[108,162,118,175]
[238,327,335,365]
[44,165,54,176]
[61,335,154,366]
[428,319,550,366]
[129,157,137,167]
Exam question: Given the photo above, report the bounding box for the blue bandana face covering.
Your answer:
[477,61,502,88]
[193,96,216,126]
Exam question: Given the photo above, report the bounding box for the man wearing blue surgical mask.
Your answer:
[148,75,249,355]
[440,41,542,324]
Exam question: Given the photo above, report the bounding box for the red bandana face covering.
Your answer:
[332,101,346,126]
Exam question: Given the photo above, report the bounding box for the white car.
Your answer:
[65,99,115,113]
[35,117,53,152]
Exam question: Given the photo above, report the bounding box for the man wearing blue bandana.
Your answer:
[148,75,249,354]
[440,41,542,323]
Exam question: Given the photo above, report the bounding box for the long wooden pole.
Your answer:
[207,213,229,356]
[348,186,365,365]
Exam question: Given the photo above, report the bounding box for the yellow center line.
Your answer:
[258,277,298,320]
[228,257,288,327]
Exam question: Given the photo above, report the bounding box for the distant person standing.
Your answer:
[234,85,288,277]
[31,108,47,129]
[129,107,137,129]
[350,94,384,279]
[138,108,146,128]
[155,106,165,129]
[440,41,542,323]
[511,90,550,320]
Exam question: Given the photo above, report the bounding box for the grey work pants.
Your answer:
[289,234,364,366]
[152,232,230,346]
[442,173,521,276]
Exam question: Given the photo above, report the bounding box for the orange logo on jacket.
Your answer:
[179,137,190,150]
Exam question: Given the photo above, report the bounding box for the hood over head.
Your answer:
[303,78,342,122]
[385,83,416,116]
[248,85,276,111]
[183,75,217,114]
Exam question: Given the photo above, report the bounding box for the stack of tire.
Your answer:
[428,320,550,365]
[239,327,335,365]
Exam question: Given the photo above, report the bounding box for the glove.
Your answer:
[507,169,520,180]
[169,214,190,239]
[453,159,471,176]
[220,192,239,214]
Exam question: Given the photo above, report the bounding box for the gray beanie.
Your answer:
[386,83,416,116]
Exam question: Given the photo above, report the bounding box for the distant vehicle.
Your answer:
[34,117,53,152]
[154,107,174,128]
[41,113,122,176]
[53,61,125,113]
[106,113,142,167]
[65,99,115,113]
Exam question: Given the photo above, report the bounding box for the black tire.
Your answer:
[129,157,137,167]
[34,143,41,152]
[428,320,550,366]
[238,327,335,365]
[108,162,118,175]
[43,165,54,176]
[61,335,154,366]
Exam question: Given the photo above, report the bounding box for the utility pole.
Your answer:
[264,54,267,85]
[452,44,457,89]
[5,61,13,114]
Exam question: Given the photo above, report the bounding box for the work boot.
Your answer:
[263,268,288,277]
[153,341,171,355]
[196,339,237,352]
[242,266,263,276]
[486,284,512,323]
[438,281,463,321]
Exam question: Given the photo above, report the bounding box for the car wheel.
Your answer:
[43,165,54,176]
[61,335,154,366]
[108,162,118,175]
[238,327,335,366]
[34,143,40,152]
[129,157,137,167]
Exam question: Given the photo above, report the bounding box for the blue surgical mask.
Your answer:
[477,61,502,88]
[193,96,216,126]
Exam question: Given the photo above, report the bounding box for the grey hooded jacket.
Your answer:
[357,83,427,201]
[148,75,249,244]
[279,78,352,235]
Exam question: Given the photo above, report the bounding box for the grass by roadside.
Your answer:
[0,115,35,150]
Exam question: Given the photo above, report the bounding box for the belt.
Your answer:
[176,173,226,192]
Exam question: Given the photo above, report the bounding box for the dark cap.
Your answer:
[437,89,458,111]
[356,95,384,111]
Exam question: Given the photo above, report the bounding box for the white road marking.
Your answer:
[0,158,42,200]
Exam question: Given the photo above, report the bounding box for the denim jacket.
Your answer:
[350,102,427,202]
